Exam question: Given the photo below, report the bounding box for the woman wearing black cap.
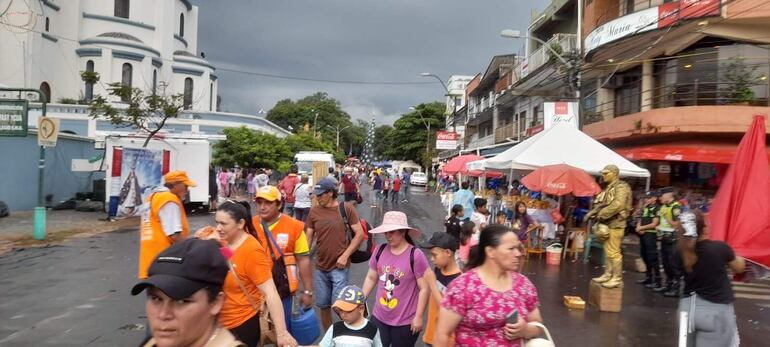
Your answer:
[132,238,246,347]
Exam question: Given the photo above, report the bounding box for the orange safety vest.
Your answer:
[138,191,189,279]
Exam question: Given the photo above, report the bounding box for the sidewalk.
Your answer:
[0,209,138,254]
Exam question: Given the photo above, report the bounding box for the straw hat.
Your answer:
[369,211,421,240]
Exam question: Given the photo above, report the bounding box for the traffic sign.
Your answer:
[38,117,60,147]
[0,99,29,137]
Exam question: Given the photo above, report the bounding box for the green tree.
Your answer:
[212,127,293,171]
[266,92,354,140]
[385,102,445,168]
[283,132,345,162]
[372,124,394,159]
[342,120,368,157]
[88,79,184,147]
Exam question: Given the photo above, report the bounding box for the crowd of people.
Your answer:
[136,167,745,347]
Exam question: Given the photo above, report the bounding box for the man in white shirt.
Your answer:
[470,198,489,243]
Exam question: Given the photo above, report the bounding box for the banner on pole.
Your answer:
[436,131,459,150]
[544,101,579,130]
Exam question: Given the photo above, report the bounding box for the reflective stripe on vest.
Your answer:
[657,201,681,232]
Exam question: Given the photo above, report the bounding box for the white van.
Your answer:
[293,151,335,185]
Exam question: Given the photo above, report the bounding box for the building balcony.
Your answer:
[494,123,517,144]
[583,105,770,144]
[517,33,577,80]
[466,134,495,149]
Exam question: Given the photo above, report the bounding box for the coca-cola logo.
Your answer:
[546,182,567,189]
[437,131,458,140]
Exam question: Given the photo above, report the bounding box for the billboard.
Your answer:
[544,101,579,130]
[436,130,459,150]
[115,147,165,217]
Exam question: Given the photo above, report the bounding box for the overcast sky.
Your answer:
[194,0,548,125]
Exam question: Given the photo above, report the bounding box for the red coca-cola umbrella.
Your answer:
[520,164,600,197]
[442,154,482,174]
[709,115,770,269]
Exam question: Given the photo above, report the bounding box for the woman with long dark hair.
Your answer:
[435,225,544,346]
[677,210,745,347]
[362,211,430,347]
[212,201,297,347]
[510,202,538,243]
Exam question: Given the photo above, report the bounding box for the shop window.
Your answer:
[114,0,129,19]
[183,77,193,109]
[85,60,95,101]
[121,63,132,102]
[39,82,51,103]
[614,67,641,116]
[179,13,185,37]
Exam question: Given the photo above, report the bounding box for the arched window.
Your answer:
[152,70,157,95]
[114,0,130,19]
[209,82,214,111]
[179,13,185,37]
[45,17,50,32]
[39,82,51,103]
[183,77,193,109]
[85,60,95,101]
[121,63,133,102]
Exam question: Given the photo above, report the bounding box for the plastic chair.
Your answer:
[526,226,545,259]
[562,227,585,261]
[582,231,604,263]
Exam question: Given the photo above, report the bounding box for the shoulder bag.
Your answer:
[226,261,277,346]
[259,220,293,299]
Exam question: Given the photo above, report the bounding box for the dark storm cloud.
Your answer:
[193,0,548,124]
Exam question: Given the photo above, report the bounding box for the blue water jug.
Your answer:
[290,306,320,344]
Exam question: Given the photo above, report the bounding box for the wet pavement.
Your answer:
[0,185,768,346]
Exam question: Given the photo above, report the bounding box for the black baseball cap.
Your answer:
[658,186,676,195]
[642,190,658,198]
[420,232,460,252]
[313,177,338,196]
[131,238,229,300]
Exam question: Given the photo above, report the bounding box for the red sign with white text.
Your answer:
[436,131,459,150]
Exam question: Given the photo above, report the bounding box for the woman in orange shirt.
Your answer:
[214,201,297,347]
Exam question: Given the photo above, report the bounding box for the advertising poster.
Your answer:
[436,131,459,150]
[117,148,164,217]
[543,101,579,130]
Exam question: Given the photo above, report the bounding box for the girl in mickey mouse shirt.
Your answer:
[362,211,430,347]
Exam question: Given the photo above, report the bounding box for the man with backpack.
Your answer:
[306,177,366,331]
[279,166,301,217]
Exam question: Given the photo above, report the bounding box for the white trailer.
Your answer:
[102,135,211,213]
[293,151,334,185]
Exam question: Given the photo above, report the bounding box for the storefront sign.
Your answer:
[543,101,579,130]
[658,164,671,173]
[526,124,544,137]
[0,100,28,137]
[436,130,459,150]
[585,0,721,54]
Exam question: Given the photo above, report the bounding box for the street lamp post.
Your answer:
[326,124,351,149]
[410,106,431,157]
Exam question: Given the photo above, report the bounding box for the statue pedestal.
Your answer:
[589,280,622,312]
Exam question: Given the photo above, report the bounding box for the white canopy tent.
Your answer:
[465,123,650,186]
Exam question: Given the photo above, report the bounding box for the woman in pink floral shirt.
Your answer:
[434,224,544,347]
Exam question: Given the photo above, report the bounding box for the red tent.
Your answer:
[708,115,770,268]
[521,164,600,197]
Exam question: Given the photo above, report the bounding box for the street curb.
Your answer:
[0,217,139,256]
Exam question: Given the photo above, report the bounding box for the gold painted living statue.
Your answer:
[585,164,632,289]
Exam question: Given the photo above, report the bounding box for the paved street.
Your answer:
[0,185,768,346]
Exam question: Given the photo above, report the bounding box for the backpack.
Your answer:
[339,203,374,263]
[374,243,416,276]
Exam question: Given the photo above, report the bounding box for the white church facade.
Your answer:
[0,0,289,138]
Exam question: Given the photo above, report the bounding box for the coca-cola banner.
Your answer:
[436,131,459,150]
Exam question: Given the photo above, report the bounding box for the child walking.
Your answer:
[316,285,383,347]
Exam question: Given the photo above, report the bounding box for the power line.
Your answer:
[0,22,440,87]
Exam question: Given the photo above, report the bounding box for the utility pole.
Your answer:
[326,124,350,149]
